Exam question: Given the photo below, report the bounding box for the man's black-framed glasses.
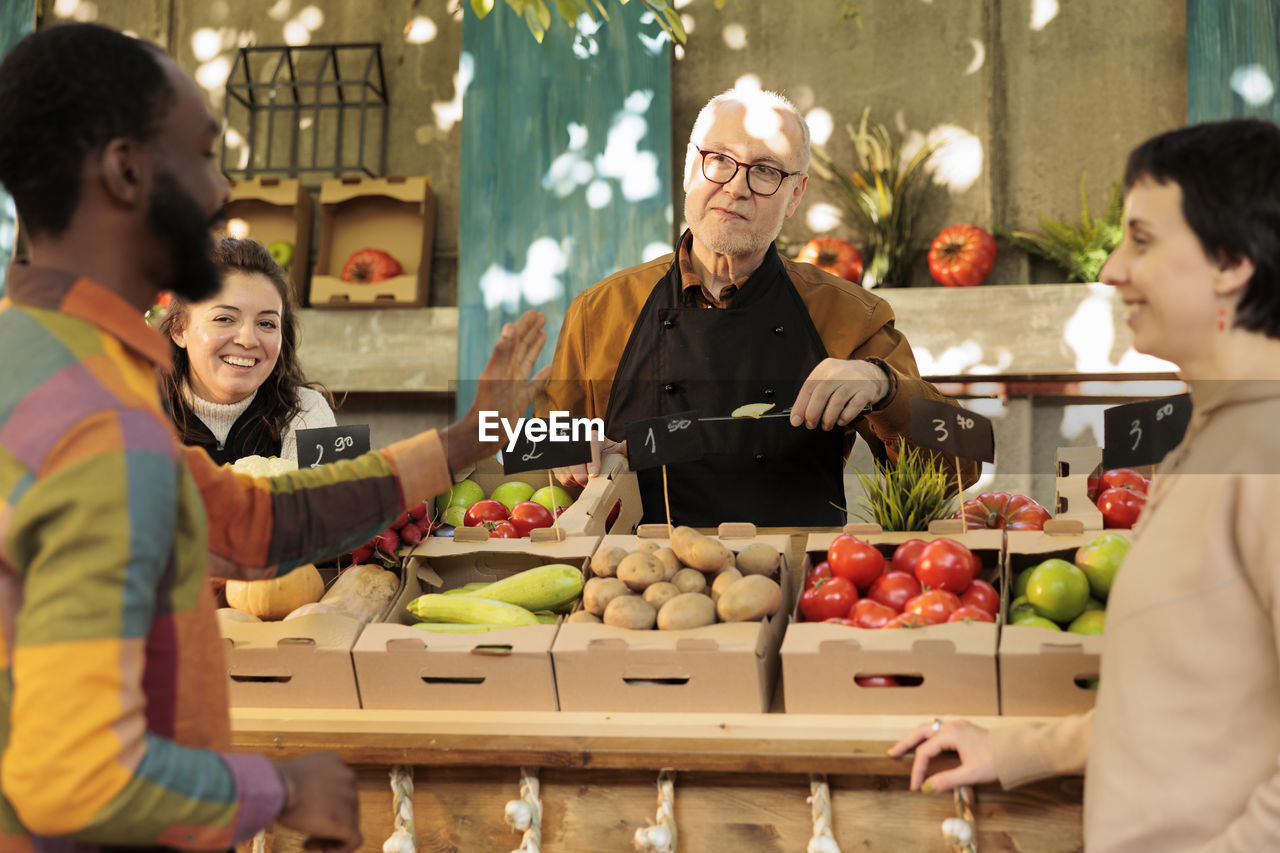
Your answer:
[694,146,802,196]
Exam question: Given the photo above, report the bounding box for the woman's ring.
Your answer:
[931,717,943,734]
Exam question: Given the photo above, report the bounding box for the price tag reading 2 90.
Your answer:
[625,411,704,471]
[295,425,371,469]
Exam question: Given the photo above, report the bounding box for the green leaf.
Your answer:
[472,0,496,17]
[523,3,547,40]
[553,0,581,22]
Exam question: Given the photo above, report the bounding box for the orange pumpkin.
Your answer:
[225,564,325,621]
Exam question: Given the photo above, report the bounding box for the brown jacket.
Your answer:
[990,377,1280,851]
[539,250,980,484]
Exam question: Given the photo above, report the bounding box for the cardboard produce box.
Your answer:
[781,523,1004,716]
[1000,525,1119,716]
[224,177,313,305]
[309,176,435,307]
[551,525,793,714]
[352,532,600,711]
[1053,446,1105,530]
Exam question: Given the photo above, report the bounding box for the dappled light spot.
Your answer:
[299,117,313,130]
[964,38,985,76]
[805,203,841,233]
[283,20,310,45]
[1060,405,1106,446]
[805,107,834,146]
[1031,0,1059,31]
[196,56,231,93]
[298,6,323,29]
[268,0,290,21]
[53,0,78,17]
[636,15,671,55]
[1064,287,1115,373]
[571,13,602,58]
[735,74,762,92]
[1230,65,1274,106]
[680,14,694,35]
[226,218,250,239]
[479,237,568,311]
[405,16,438,44]
[542,92,662,204]
[674,0,693,7]
[192,28,221,62]
[433,53,472,133]
[723,23,748,50]
[927,125,983,193]
[674,44,686,61]
[642,242,670,261]
[911,341,1013,377]
[586,180,613,208]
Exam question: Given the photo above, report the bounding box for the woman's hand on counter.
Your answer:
[889,718,998,793]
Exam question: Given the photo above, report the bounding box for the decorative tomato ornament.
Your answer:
[927,224,997,287]
[956,492,1052,531]
[826,535,886,593]
[341,248,403,284]
[913,538,975,594]
[799,576,858,622]
[794,237,864,284]
[1096,487,1146,529]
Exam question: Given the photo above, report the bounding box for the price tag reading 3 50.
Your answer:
[909,397,995,463]
[625,410,704,471]
[1103,393,1191,469]
[296,424,371,469]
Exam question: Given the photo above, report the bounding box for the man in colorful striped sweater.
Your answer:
[0,23,548,852]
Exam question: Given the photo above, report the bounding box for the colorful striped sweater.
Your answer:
[0,265,449,851]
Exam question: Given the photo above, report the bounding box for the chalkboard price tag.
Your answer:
[625,411,704,471]
[909,397,996,463]
[1103,393,1191,469]
[501,420,594,474]
[296,424,371,469]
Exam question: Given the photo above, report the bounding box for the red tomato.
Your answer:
[904,589,961,625]
[463,499,509,526]
[866,571,921,613]
[1096,487,1146,529]
[849,598,898,629]
[927,224,997,287]
[805,560,833,590]
[1087,475,1101,503]
[1100,468,1148,494]
[827,535,886,592]
[948,605,995,623]
[955,492,1051,531]
[508,500,555,536]
[855,675,901,687]
[488,520,520,539]
[883,613,928,629]
[891,539,928,575]
[914,539,974,594]
[958,578,999,616]
[799,577,858,623]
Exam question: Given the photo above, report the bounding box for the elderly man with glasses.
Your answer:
[540,86,976,527]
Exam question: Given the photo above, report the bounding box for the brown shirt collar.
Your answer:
[676,230,752,309]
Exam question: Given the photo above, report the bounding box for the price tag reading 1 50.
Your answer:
[625,411,704,471]
[908,397,995,463]
[296,424,371,469]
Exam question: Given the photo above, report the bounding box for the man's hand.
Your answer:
[555,438,627,487]
[445,310,551,475]
[273,752,361,852]
[888,718,998,793]
[789,358,889,430]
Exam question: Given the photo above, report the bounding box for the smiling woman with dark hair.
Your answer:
[160,236,335,463]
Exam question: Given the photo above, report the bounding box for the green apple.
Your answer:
[1083,597,1105,612]
[1026,558,1091,624]
[435,480,485,520]
[267,239,295,270]
[1012,613,1062,630]
[531,485,574,514]
[489,480,535,512]
[1008,595,1035,622]
[1074,533,1129,601]
[1012,567,1034,599]
[444,505,469,528]
[1068,609,1106,635]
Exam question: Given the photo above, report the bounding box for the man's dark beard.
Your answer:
[147,172,224,302]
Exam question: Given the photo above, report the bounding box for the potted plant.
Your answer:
[998,175,1124,283]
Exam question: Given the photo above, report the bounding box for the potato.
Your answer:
[603,595,657,630]
[669,526,732,574]
[652,547,682,581]
[583,577,630,617]
[710,566,743,603]
[632,540,661,553]
[735,543,781,577]
[671,567,708,595]
[642,581,680,610]
[657,593,717,630]
[716,575,783,623]
[566,610,602,624]
[591,546,628,578]
[617,552,664,591]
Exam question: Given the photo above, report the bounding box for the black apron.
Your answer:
[604,242,846,527]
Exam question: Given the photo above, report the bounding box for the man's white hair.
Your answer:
[686,87,811,174]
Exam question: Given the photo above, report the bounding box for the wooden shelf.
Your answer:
[295,306,457,393]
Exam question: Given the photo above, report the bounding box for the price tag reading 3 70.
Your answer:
[908,397,995,463]
[625,410,704,471]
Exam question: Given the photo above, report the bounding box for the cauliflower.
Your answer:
[232,455,299,477]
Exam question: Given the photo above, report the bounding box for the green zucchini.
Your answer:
[441,582,492,596]
[461,564,583,612]
[412,622,505,633]
[406,594,539,626]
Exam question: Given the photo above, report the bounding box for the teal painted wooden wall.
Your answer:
[1188,0,1280,123]
[0,0,35,295]
[456,4,672,414]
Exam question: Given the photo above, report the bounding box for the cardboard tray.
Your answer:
[780,522,1004,716]
[1000,524,1118,716]
[309,176,435,308]
[224,177,313,305]
[551,524,794,714]
[1053,446,1105,530]
[351,533,601,711]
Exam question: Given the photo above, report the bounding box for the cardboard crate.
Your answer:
[224,177,313,305]
[1053,446,1105,530]
[463,453,644,537]
[780,522,1003,716]
[1000,524,1120,716]
[552,525,793,714]
[352,532,600,711]
[309,176,435,307]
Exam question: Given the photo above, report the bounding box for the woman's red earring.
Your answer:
[1218,306,1228,331]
